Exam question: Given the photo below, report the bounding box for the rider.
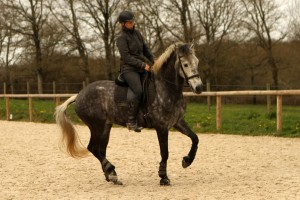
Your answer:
[116,10,155,132]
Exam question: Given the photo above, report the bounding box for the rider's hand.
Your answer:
[144,64,151,71]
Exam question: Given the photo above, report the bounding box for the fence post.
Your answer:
[277,95,282,132]
[5,97,10,121]
[216,96,221,130]
[207,82,211,112]
[82,81,86,89]
[55,97,60,106]
[29,97,33,122]
[267,83,271,113]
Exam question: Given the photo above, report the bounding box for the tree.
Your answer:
[81,0,121,80]
[129,0,166,54]
[289,0,300,40]
[1,0,51,94]
[169,0,196,42]
[49,0,91,84]
[192,0,242,86]
[160,0,200,43]
[241,0,286,88]
[0,22,15,93]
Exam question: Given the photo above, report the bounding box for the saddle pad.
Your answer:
[114,85,128,104]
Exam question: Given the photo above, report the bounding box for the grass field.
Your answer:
[0,98,299,137]
[186,103,300,137]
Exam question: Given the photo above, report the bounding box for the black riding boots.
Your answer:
[127,99,143,132]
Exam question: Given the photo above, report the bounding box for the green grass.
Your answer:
[0,98,82,124]
[185,103,300,138]
[0,99,299,137]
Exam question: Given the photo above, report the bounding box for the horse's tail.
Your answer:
[55,94,89,158]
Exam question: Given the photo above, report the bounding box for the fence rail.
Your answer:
[184,90,300,131]
[1,90,300,132]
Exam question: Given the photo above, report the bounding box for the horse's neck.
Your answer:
[152,49,185,102]
[154,70,184,102]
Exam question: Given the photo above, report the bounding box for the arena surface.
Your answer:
[1,121,300,200]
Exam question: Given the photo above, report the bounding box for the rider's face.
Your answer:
[124,20,135,29]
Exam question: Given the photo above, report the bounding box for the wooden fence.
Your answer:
[1,90,300,132]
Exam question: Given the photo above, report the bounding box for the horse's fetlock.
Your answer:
[102,160,115,174]
[158,168,167,178]
[182,156,192,168]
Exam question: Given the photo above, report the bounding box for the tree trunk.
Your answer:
[104,41,113,80]
[78,51,91,85]
[268,55,279,89]
[37,72,43,94]
[35,40,43,94]
[103,8,114,80]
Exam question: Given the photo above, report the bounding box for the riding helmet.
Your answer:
[118,11,135,23]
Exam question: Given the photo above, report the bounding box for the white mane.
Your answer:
[152,42,183,74]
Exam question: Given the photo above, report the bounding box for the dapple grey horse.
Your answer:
[55,42,203,185]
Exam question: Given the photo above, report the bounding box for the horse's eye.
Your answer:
[184,64,188,68]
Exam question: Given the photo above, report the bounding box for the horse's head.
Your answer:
[176,43,203,94]
[152,42,203,94]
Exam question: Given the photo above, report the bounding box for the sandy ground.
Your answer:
[0,121,300,200]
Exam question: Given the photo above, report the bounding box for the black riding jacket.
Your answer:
[117,26,155,73]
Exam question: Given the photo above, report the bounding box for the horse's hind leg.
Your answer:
[87,122,122,185]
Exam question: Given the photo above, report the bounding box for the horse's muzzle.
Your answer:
[195,84,202,94]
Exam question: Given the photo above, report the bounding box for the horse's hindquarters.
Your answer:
[74,80,128,127]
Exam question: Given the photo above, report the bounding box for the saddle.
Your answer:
[114,72,156,127]
[114,72,156,106]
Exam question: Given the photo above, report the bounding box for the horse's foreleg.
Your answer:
[174,119,199,168]
[156,128,170,186]
[87,122,122,185]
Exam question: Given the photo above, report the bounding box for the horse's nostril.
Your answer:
[195,85,202,93]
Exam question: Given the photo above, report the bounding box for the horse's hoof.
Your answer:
[160,177,171,186]
[113,180,123,185]
[108,174,123,185]
[182,156,191,168]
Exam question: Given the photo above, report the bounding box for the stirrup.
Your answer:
[126,122,143,132]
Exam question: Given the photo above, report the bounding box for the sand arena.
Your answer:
[1,121,300,199]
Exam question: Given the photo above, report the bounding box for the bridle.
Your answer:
[158,45,200,88]
[177,53,200,86]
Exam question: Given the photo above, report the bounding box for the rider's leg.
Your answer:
[122,71,143,132]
